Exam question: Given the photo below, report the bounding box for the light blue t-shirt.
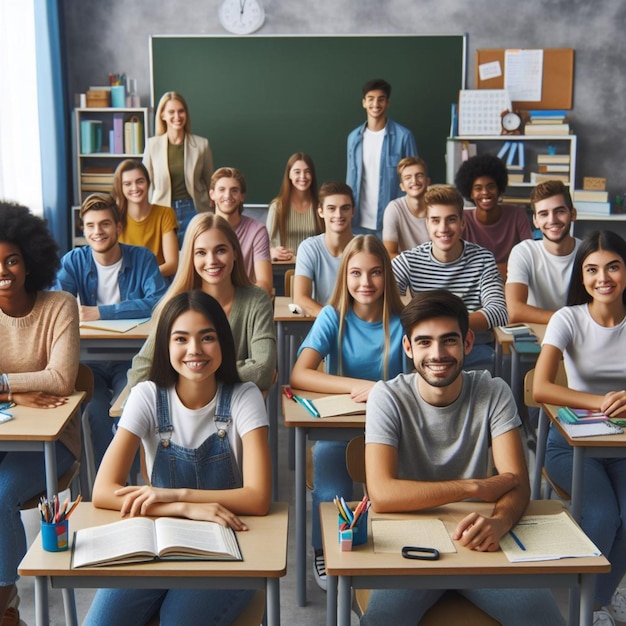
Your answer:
[298,305,406,379]
[295,234,345,306]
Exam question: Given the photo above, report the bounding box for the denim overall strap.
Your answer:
[150,384,243,490]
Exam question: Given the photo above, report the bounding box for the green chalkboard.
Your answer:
[151,35,466,205]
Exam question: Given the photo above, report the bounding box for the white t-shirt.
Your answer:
[542,303,626,394]
[359,127,385,230]
[119,381,268,477]
[94,257,122,306]
[382,196,429,252]
[506,238,581,311]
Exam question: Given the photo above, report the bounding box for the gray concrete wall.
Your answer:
[61,0,626,201]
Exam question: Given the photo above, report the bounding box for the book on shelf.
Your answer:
[113,114,124,154]
[574,189,609,203]
[124,116,144,154]
[524,123,570,135]
[72,516,242,568]
[527,109,568,120]
[500,511,601,562]
[530,172,569,184]
[80,120,103,154]
[81,174,115,185]
[83,166,115,174]
[537,154,571,165]
[574,201,611,216]
[502,196,531,205]
[507,173,524,183]
[538,164,570,173]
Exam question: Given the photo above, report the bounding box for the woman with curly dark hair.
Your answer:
[0,201,79,624]
[455,154,533,278]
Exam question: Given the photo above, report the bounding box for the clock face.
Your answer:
[502,111,522,132]
[219,0,265,35]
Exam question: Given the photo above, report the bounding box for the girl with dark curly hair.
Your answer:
[0,201,80,623]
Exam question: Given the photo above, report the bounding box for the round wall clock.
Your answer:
[219,0,265,35]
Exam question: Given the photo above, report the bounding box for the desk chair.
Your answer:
[345,436,500,626]
[524,366,570,501]
[283,268,295,298]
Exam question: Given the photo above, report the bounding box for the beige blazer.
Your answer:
[143,133,214,213]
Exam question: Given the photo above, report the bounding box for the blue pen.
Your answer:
[509,529,526,551]
[293,394,320,418]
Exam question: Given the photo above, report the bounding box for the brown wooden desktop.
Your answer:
[0,392,85,499]
[19,502,289,626]
[282,388,365,607]
[321,500,609,626]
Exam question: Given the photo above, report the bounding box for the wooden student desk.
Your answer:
[283,389,365,607]
[79,319,152,362]
[542,403,626,522]
[321,500,610,626]
[493,323,546,385]
[19,501,289,626]
[0,391,85,499]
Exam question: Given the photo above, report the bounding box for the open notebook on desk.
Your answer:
[310,394,366,418]
[80,318,150,333]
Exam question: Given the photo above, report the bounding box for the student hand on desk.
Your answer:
[601,390,626,417]
[452,511,508,553]
[271,246,294,261]
[351,380,376,403]
[12,391,68,409]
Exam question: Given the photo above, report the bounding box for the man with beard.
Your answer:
[506,180,580,323]
[361,290,564,626]
[55,193,166,469]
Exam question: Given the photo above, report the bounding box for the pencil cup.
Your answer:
[338,510,368,551]
[110,85,126,108]
[41,520,69,552]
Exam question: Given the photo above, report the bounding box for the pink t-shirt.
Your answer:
[462,204,533,265]
[235,215,271,283]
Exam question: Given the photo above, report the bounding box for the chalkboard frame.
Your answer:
[150,34,467,205]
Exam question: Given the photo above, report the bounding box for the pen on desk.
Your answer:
[509,529,526,551]
[282,386,297,402]
[293,394,320,417]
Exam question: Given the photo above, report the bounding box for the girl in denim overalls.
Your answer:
[85,290,271,625]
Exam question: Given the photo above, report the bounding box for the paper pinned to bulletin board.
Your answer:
[475,48,574,110]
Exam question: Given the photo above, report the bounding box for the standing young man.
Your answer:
[392,184,508,367]
[55,193,167,468]
[347,78,417,238]
[209,167,273,295]
[362,290,564,626]
[506,180,580,323]
[382,156,431,258]
[293,181,355,317]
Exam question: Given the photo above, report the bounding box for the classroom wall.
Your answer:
[62,0,626,202]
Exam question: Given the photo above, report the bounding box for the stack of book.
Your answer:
[530,153,570,185]
[81,166,115,193]
[524,110,570,136]
[573,189,611,216]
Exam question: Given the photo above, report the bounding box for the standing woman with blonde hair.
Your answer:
[266,152,322,261]
[290,234,405,589]
[143,91,214,247]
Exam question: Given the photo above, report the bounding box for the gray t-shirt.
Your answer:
[365,370,521,481]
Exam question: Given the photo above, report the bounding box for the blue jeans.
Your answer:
[87,361,130,470]
[173,198,197,248]
[311,441,353,550]
[84,588,255,626]
[546,425,626,606]
[0,442,75,585]
[361,588,565,625]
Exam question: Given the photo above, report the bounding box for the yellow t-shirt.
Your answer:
[120,204,178,265]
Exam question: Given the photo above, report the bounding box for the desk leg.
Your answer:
[494,339,502,378]
[295,427,307,607]
[266,578,280,626]
[267,383,279,500]
[43,441,57,500]
[35,576,49,626]
[532,409,549,499]
[326,574,337,626]
[511,348,521,410]
[579,573,593,626]
[337,576,351,626]
[571,447,585,522]
[62,588,78,626]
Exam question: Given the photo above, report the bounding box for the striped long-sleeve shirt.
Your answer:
[392,240,508,329]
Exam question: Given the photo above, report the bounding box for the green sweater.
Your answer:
[128,285,276,390]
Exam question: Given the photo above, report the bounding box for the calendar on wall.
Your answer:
[458,89,511,136]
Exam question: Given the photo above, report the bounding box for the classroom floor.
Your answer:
[16,420,574,625]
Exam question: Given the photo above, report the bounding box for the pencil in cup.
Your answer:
[335,496,369,547]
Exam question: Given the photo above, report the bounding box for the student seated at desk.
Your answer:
[210,167,273,296]
[128,213,276,392]
[533,231,626,626]
[392,185,508,370]
[363,290,564,626]
[266,152,322,261]
[0,202,80,626]
[455,154,533,279]
[382,156,431,258]
[291,235,405,590]
[113,159,179,279]
[55,193,167,469]
[506,180,580,324]
[293,181,355,317]
[85,290,271,626]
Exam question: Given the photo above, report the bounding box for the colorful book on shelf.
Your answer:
[80,120,102,154]
[574,189,609,203]
[124,116,144,154]
[574,201,611,216]
[524,123,570,135]
[113,114,124,154]
[527,109,568,119]
[538,164,570,173]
